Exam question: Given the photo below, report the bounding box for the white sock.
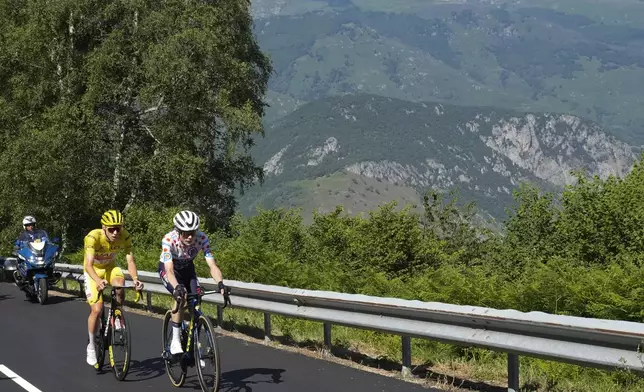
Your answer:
[88,332,95,346]
[172,325,181,342]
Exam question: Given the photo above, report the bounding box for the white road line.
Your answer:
[0,364,43,392]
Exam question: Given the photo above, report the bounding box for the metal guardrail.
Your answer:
[30,263,644,391]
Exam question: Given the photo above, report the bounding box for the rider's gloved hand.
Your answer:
[173,284,186,299]
[217,281,231,308]
[133,279,144,290]
[95,278,108,291]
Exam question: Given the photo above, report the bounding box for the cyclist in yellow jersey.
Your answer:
[83,209,143,367]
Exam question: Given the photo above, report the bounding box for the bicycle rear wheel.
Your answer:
[110,306,132,380]
[162,310,186,387]
[195,314,221,392]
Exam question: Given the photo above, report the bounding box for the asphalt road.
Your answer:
[0,282,436,392]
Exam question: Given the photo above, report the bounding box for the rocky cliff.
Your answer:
[240,93,636,221]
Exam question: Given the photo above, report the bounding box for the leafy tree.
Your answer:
[502,182,558,269]
[421,189,491,267]
[0,0,272,248]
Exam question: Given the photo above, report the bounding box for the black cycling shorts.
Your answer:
[158,262,200,294]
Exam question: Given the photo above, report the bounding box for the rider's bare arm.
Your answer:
[124,251,142,287]
[205,257,224,288]
[198,233,222,286]
[84,236,105,288]
[85,252,107,290]
[163,260,181,288]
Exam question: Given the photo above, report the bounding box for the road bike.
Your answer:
[93,283,142,380]
[162,286,231,391]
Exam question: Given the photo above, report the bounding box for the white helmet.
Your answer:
[173,210,200,232]
[22,215,36,226]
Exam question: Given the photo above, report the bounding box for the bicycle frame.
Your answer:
[174,290,220,359]
[170,287,230,361]
[97,284,142,332]
[94,283,142,378]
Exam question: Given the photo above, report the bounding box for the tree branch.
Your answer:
[143,96,165,114]
[143,124,160,144]
[123,189,137,213]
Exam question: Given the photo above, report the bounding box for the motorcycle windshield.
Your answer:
[27,230,50,257]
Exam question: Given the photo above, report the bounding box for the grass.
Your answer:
[51,263,644,392]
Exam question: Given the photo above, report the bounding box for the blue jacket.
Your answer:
[16,229,49,243]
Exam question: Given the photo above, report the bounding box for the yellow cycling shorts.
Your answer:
[83,263,124,305]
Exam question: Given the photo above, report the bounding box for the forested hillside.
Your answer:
[253,0,644,144]
[239,94,635,222]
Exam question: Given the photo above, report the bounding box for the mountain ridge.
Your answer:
[241,93,636,222]
[253,1,644,143]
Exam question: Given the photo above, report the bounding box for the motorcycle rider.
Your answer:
[14,216,49,253]
[12,216,53,290]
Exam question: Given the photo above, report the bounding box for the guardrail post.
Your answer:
[323,323,332,349]
[264,313,272,342]
[508,353,520,392]
[146,291,152,312]
[401,335,412,378]
[62,278,67,290]
[216,305,224,328]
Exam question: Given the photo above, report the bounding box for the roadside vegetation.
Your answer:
[62,160,644,391]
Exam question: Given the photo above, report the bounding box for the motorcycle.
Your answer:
[13,232,62,304]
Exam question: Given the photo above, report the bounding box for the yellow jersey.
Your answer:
[84,228,133,267]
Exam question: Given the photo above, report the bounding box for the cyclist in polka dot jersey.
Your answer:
[160,230,213,267]
[157,210,227,355]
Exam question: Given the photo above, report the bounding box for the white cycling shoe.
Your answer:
[170,338,184,355]
[86,343,97,366]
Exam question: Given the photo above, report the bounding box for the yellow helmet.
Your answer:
[101,210,123,226]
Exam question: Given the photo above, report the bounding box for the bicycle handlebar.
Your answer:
[171,286,232,314]
[96,283,144,303]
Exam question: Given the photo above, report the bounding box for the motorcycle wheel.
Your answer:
[37,278,48,305]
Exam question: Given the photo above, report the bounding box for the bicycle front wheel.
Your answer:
[195,314,221,392]
[94,313,106,372]
[162,310,186,387]
[110,306,132,381]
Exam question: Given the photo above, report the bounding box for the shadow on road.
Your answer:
[0,294,12,301]
[223,318,526,392]
[16,293,79,305]
[123,357,167,382]
[44,294,80,305]
[181,367,286,392]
